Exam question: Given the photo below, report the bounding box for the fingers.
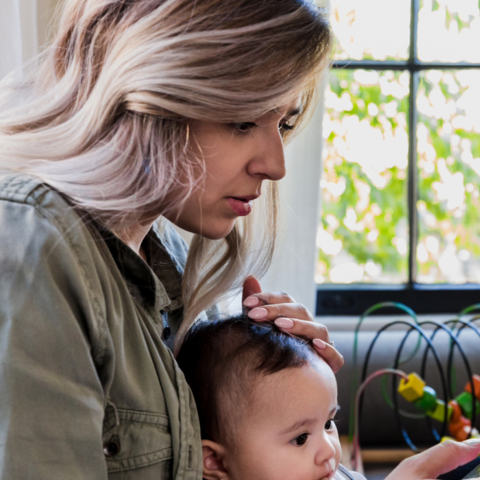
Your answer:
[385,440,480,480]
[242,276,262,301]
[272,317,329,342]
[312,338,344,374]
[242,286,344,373]
[265,316,344,374]
[246,303,313,322]
[243,291,296,309]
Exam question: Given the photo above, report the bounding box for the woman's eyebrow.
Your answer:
[272,106,303,118]
[286,107,302,117]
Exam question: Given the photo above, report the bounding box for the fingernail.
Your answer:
[243,296,260,308]
[274,318,294,329]
[464,438,480,446]
[313,338,327,350]
[248,307,268,320]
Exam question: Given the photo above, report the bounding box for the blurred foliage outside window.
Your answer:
[317,0,480,285]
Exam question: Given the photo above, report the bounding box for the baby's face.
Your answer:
[223,356,341,480]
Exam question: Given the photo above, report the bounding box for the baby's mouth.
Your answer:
[319,459,337,480]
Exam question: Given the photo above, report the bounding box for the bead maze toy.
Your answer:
[397,372,480,441]
[349,302,480,470]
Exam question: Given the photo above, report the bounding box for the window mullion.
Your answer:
[408,71,419,286]
[407,0,420,286]
[410,0,419,61]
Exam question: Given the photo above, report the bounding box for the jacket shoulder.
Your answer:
[0,173,85,233]
[0,173,52,204]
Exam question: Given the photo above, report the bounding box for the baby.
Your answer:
[177,315,365,480]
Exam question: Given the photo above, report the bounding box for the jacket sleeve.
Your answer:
[0,200,109,479]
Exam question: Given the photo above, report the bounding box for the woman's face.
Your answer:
[164,98,302,239]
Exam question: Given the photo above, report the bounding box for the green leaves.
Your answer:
[319,69,480,284]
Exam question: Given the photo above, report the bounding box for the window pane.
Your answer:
[317,70,409,285]
[330,0,410,61]
[417,70,480,284]
[418,0,480,63]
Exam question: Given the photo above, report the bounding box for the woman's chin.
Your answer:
[198,223,236,240]
[170,217,236,240]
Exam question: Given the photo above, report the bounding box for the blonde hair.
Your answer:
[0,0,332,350]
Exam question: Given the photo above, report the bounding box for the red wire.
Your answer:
[352,368,409,471]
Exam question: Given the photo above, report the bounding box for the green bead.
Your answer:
[456,391,480,420]
[414,386,438,412]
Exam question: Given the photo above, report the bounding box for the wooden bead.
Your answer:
[414,386,438,412]
[456,391,480,420]
[398,373,426,403]
[426,399,453,423]
[449,415,471,441]
[448,399,462,423]
[465,375,480,402]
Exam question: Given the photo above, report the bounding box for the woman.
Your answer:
[0,1,339,478]
[0,1,477,479]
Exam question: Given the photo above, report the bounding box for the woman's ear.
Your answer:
[202,439,229,480]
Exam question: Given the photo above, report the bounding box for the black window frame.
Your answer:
[316,0,480,316]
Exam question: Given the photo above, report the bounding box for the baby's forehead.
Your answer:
[308,352,336,379]
[236,361,337,434]
[250,359,336,406]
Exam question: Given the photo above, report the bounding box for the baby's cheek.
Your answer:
[332,432,342,470]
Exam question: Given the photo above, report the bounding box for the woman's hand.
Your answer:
[242,276,344,373]
[385,439,480,480]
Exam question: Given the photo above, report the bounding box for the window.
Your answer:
[316,0,480,315]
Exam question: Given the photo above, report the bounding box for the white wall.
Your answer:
[260,88,327,314]
[260,0,329,313]
[0,0,61,80]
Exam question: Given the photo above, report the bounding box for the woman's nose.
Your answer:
[249,128,286,181]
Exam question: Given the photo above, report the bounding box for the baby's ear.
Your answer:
[202,439,229,480]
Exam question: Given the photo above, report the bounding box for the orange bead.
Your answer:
[449,416,471,441]
[449,400,462,423]
[465,375,480,401]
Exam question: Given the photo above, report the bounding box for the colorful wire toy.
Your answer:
[350,302,480,467]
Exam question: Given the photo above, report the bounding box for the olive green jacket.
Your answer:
[0,174,203,479]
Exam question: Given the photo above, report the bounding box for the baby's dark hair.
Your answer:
[176,314,316,445]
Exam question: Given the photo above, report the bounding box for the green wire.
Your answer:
[379,316,458,419]
[348,301,420,441]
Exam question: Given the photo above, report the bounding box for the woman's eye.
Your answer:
[232,122,257,134]
[291,433,309,446]
[279,123,294,132]
[325,419,335,431]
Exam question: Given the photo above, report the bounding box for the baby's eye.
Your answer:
[325,419,335,431]
[290,433,309,446]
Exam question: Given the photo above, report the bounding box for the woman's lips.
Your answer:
[226,197,253,216]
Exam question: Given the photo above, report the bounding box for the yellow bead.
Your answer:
[427,399,453,423]
[398,373,426,402]
[440,436,455,443]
